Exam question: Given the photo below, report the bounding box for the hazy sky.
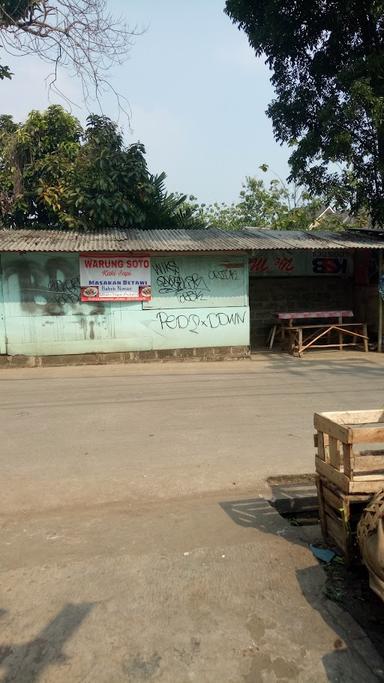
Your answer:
[0,0,291,204]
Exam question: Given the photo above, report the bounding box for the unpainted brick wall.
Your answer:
[354,285,378,336]
[249,276,354,348]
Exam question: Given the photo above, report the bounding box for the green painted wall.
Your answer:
[0,253,249,355]
[0,273,6,354]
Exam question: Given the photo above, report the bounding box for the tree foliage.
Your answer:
[145,173,205,230]
[225,0,384,226]
[0,105,201,230]
[193,173,352,231]
[0,0,137,103]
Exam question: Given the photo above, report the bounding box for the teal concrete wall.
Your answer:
[0,274,6,354]
[0,253,249,355]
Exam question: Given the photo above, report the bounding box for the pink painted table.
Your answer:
[276,311,354,322]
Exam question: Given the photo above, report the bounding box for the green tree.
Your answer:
[0,105,81,227]
[196,173,346,231]
[225,0,384,226]
[144,173,206,230]
[63,115,151,229]
[0,105,201,230]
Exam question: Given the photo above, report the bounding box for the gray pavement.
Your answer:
[2,492,384,682]
[1,352,384,682]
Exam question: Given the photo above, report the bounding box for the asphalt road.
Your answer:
[1,351,384,514]
[1,352,384,682]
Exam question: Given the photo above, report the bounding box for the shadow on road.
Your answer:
[219,496,308,547]
[220,496,384,682]
[259,352,384,379]
[0,603,94,683]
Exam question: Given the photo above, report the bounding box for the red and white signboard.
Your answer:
[79,253,151,302]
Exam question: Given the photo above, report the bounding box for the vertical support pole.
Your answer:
[338,315,343,350]
[379,252,383,353]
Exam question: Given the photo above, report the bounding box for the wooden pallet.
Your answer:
[314,410,384,494]
[316,475,371,561]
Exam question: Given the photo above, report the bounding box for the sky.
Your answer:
[0,0,291,205]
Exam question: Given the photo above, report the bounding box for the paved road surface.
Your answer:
[1,352,384,682]
[1,352,384,513]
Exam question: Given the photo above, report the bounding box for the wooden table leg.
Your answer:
[298,328,303,357]
[269,324,277,350]
[338,316,343,350]
[363,323,368,352]
[281,319,292,342]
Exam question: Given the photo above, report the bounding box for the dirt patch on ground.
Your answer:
[267,473,316,486]
[323,560,384,655]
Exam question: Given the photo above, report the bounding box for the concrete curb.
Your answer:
[0,345,250,368]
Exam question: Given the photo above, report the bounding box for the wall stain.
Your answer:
[5,257,105,317]
[79,318,88,340]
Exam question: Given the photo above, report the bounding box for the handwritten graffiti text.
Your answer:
[154,260,210,303]
[48,277,80,305]
[208,269,239,281]
[156,310,246,334]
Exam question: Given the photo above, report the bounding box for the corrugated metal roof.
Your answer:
[0,228,252,252]
[241,228,384,250]
[0,227,383,252]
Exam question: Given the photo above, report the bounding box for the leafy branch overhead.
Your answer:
[225,0,384,226]
[0,105,203,230]
[0,0,138,104]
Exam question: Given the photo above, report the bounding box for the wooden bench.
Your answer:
[268,310,368,356]
[287,322,368,356]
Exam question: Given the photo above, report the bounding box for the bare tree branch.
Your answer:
[0,1,142,112]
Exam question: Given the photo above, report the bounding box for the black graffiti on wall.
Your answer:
[48,276,81,305]
[156,310,246,334]
[208,268,239,281]
[153,260,210,303]
[4,258,104,315]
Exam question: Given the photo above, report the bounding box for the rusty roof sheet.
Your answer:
[0,228,251,252]
[0,227,383,252]
[241,228,384,250]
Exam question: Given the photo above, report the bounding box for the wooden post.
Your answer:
[379,252,383,353]
[338,315,343,351]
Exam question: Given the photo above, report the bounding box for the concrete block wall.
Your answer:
[249,276,354,348]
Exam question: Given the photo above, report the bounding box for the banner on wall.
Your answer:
[249,251,353,277]
[79,253,151,302]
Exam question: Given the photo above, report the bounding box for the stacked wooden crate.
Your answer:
[314,410,384,561]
